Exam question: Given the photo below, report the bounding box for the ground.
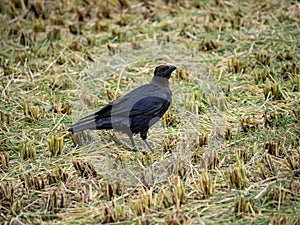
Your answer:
[0,0,299,224]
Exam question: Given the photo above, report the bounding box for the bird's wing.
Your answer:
[110,84,171,117]
[129,96,171,117]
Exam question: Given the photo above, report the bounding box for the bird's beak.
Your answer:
[168,65,177,73]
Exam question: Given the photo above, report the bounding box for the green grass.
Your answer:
[0,0,299,224]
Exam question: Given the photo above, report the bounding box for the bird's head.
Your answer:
[154,65,176,79]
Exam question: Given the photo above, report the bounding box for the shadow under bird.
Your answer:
[68,65,177,151]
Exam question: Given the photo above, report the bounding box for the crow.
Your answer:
[68,65,176,151]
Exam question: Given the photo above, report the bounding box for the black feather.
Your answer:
[68,65,176,151]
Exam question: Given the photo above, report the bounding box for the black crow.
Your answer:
[68,65,176,151]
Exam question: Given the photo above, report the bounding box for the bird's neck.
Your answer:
[151,76,170,88]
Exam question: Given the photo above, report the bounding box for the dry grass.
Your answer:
[0,0,299,224]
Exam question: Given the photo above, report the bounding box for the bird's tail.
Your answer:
[68,121,97,133]
[68,113,112,133]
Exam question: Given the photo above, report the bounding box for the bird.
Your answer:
[68,65,176,151]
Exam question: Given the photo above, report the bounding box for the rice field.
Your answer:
[0,0,299,224]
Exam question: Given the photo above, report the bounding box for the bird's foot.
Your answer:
[143,139,154,152]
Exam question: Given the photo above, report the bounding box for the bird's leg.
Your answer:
[142,139,154,152]
[140,131,154,152]
[128,134,139,151]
